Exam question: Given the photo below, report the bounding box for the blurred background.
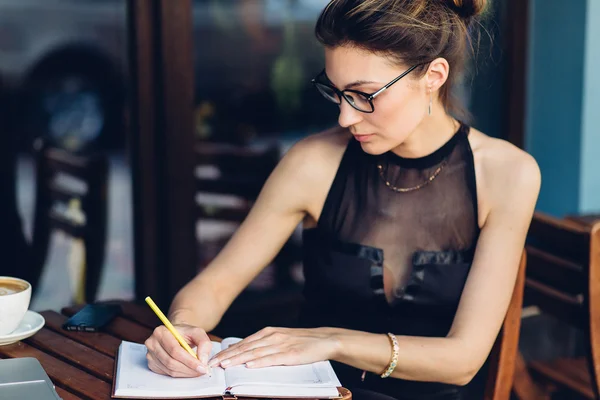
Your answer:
[0,0,599,397]
[0,0,514,312]
[2,0,340,311]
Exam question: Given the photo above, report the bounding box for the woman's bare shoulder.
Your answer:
[468,127,541,216]
[297,125,352,154]
[280,125,352,174]
[272,126,352,222]
[469,128,539,178]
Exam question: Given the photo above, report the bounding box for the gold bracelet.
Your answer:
[380,333,399,378]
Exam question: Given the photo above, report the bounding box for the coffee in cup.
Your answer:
[0,277,31,336]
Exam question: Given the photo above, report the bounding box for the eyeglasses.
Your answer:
[311,64,421,113]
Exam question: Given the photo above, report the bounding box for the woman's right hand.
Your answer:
[145,324,213,377]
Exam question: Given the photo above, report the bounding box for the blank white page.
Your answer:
[114,341,226,399]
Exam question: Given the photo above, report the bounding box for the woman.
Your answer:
[145,0,541,399]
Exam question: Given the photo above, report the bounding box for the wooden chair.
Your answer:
[566,215,600,227]
[195,142,303,337]
[30,141,109,303]
[516,212,600,399]
[484,250,527,400]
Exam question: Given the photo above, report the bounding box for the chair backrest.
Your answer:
[195,141,304,289]
[484,250,527,400]
[195,142,279,222]
[31,143,108,302]
[522,212,600,397]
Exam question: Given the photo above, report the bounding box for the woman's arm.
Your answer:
[210,144,541,387]
[144,130,348,378]
[331,148,541,385]
[168,131,347,331]
[145,129,348,378]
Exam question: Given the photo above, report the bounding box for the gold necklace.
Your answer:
[376,160,448,193]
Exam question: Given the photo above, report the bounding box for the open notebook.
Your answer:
[112,338,343,399]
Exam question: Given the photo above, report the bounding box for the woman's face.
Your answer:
[323,45,431,155]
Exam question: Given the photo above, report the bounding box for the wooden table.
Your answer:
[0,301,218,400]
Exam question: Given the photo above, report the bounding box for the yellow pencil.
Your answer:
[145,296,212,376]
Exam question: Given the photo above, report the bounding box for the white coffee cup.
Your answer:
[0,276,32,336]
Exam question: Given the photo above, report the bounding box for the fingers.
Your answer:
[209,327,286,368]
[146,351,168,375]
[198,340,213,367]
[174,325,212,367]
[147,351,181,377]
[218,344,281,368]
[221,326,275,356]
[236,326,274,344]
[208,327,281,367]
[145,326,208,377]
[150,338,203,377]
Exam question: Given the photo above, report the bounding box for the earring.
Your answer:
[428,88,433,116]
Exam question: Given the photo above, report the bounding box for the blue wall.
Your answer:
[580,0,600,213]
[525,0,587,216]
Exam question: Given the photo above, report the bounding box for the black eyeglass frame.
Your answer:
[311,64,423,113]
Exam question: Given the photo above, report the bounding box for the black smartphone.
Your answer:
[62,304,122,332]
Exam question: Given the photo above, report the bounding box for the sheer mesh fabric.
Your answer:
[317,122,479,306]
[299,122,483,399]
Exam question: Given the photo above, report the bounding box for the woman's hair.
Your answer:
[315,0,488,118]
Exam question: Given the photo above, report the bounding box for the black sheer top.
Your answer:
[299,123,485,400]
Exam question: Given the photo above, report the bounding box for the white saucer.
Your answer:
[0,310,45,346]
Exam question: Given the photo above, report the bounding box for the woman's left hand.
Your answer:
[208,327,341,369]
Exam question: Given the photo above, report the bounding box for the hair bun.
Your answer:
[447,0,487,20]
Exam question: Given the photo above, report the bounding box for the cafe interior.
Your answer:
[0,0,599,399]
